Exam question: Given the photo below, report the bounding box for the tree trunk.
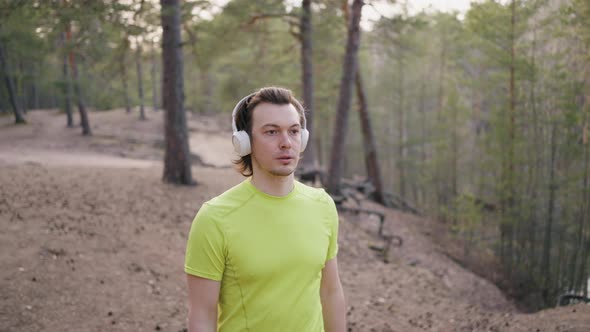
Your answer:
[66,25,91,135]
[61,32,74,127]
[397,55,406,199]
[500,0,518,274]
[151,40,158,112]
[508,0,518,275]
[136,46,146,120]
[161,0,194,185]
[299,0,318,173]
[436,30,446,121]
[542,122,558,305]
[450,91,459,203]
[31,64,39,109]
[583,256,589,298]
[326,0,364,195]
[575,103,590,294]
[18,60,27,113]
[121,41,131,113]
[355,68,384,204]
[0,41,26,124]
[435,27,447,209]
[418,77,427,205]
[570,144,587,292]
[580,235,589,297]
[527,24,539,275]
[70,58,91,135]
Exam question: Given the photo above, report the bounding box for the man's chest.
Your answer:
[224,209,331,282]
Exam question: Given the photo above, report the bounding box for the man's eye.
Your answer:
[290,129,300,135]
[266,130,277,135]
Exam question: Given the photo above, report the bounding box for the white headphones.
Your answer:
[231,92,309,157]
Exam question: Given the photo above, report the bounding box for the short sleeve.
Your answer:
[325,195,339,261]
[184,204,226,281]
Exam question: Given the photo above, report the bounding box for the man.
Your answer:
[184,87,346,331]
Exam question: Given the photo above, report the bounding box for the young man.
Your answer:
[184,87,346,331]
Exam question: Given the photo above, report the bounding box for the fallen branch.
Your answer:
[369,234,403,263]
[338,206,385,236]
[382,192,420,215]
[557,293,590,306]
[337,206,404,264]
[298,172,421,215]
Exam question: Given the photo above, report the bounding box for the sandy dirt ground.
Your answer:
[0,109,588,332]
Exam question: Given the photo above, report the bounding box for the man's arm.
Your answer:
[320,257,346,332]
[186,274,220,332]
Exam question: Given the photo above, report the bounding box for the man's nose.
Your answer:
[279,132,292,149]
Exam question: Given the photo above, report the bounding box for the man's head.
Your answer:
[232,87,307,177]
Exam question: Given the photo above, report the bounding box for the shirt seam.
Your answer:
[225,249,250,331]
[184,265,222,281]
[295,184,331,205]
[209,190,257,220]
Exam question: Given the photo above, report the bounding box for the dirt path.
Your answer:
[0,149,157,168]
[1,109,588,332]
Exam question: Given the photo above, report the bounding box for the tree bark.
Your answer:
[397,54,406,199]
[575,103,590,294]
[450,92,459,202]
[0,41,26,124]
[60,31,74,127]
[436,29,446,121]
[66,25,91,135]
[500,0,518,274]
[136,45,146,120]
[570,142,587,293]
[151,40,158,112]
[299,0,318,173]
[541,122,558,305]
[355,68,384,204]
[31,64,39,109]
[70,57,91,135]
[161,0,194,185]
[18,60,27,113]
[418,77,427,205]
[527,24,539,275]
[435,26,447,209]
[121,38,132,113]
[327,0,364,195]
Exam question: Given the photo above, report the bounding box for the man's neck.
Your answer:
[250,172,295,197]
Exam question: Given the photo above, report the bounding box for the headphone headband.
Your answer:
[231,92,307,133]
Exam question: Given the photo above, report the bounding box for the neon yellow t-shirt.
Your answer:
[185,178,339,332]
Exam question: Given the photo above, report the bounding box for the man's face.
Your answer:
[250,102,302,178]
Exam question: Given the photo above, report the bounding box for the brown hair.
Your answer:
[233,87,306,177]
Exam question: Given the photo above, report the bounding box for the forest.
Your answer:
[1,0,589,317]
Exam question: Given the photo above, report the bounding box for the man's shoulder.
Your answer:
[201,180,254,218]
[295,181,335,206]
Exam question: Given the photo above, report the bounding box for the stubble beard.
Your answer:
[269,167,295,177]
[252,153,300,178]
[269,157,300,177]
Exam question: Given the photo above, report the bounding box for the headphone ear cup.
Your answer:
[232,130,251,157]
[300,129,309,152]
